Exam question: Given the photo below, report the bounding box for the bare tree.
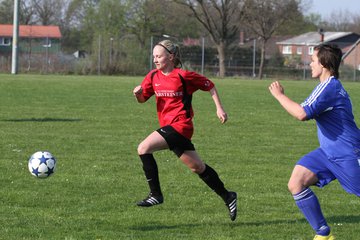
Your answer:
[32,0,66,25]
[20,0,37,25]
[125,0,201,49]
[242,0,300,79]
[175,0,243,78]
[0,0,38,24]
[350,14,360,34]
[324,10,354,31]
[125,0,168,48]
[0,0,14,23]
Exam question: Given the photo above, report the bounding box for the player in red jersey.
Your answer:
[133,39,237,221]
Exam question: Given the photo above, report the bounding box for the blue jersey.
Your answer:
[301,76,360,160]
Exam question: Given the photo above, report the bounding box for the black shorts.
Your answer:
[156,125,195,157]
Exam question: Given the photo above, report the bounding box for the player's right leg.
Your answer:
[136,131,168,207]
[289,149,333,238]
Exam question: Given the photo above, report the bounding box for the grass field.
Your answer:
[0,74,360,240]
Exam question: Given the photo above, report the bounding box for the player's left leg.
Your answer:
[179,150,237,221]
[313,232,335,240]
[329,158,360,197]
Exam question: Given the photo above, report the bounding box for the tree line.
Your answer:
[1,0,360,77]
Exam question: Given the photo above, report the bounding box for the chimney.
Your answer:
[239,31,244,45]
[318,28,324,42]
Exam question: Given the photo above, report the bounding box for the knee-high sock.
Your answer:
[139,154,162,196]
[293,188,330,236]
[199,164,229,202]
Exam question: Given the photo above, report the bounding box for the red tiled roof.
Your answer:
[0,24,62,38]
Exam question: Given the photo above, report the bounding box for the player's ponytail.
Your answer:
[157,40,182,68]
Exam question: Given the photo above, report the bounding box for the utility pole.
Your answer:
[11,0,20,74]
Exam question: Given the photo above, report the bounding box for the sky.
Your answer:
[307,0,360,18]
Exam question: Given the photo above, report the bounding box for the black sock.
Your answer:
[139,154,162,196]
[199,164,229,202]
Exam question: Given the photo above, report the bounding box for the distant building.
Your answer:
[182,37,201,46]
[342,38,360,70]
[73,50,87,59]
[276,31,360,69]
[0,24,62,55]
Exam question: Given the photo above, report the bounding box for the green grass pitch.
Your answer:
[0,74,359,239]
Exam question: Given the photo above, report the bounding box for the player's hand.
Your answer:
[269,81,284,98]
[133,85,143,96]
[217,108,228,124]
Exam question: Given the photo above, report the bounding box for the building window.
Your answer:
[0,37,11,46]
[282,45,292,54]
[308,46,314,55]
[42,38,51,48]
[297,47,302,55]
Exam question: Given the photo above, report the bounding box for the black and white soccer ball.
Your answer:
[28,151,56,178]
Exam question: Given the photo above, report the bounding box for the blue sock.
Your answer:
[293,188,330,236]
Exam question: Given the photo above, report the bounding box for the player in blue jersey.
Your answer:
[269,44,360,240]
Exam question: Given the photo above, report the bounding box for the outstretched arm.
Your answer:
[209,87,228,124]
[268,81,307,121]
[133,85,146,103]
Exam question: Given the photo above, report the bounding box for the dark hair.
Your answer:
[156,39,182,68]
[314,44,342,78]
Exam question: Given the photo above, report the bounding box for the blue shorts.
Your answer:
[297,148,360,196]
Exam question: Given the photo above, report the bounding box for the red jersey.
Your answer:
[141,68,214,139]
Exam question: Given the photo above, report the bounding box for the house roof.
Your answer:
[276,32,355,46]
[342,38,360,60]
[0,24,62,38]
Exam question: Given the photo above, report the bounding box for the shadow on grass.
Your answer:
[328,215,360,224]
[2,118,82,122]
[129,223,201,231]
[130,214,360,231]
[230,214,360,227]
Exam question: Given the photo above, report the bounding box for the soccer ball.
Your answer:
[28,151,56,178]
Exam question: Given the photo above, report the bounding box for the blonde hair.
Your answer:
[156,39,182,68]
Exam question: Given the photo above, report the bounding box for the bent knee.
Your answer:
[288,165,318,194]
[137,142,150,155]
[288,180,300,194]
[190,162,206,174]
[288,177,316,194]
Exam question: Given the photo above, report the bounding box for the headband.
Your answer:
[157,43,173,54]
